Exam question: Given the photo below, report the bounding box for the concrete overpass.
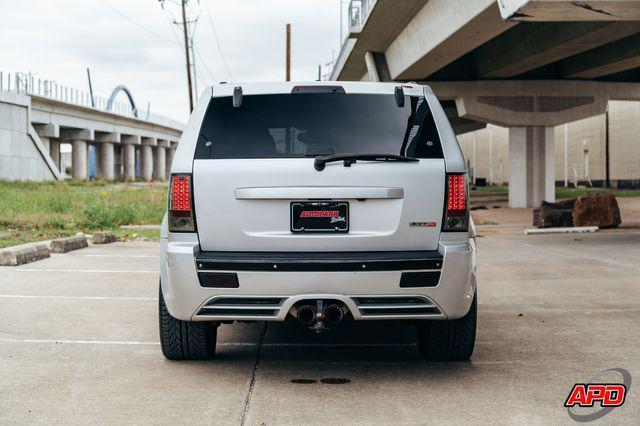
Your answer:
[0,73,182,182]
[333,0,640,207]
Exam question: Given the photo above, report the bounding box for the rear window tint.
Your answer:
[195,93,443,159]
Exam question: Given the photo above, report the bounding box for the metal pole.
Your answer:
[86,68,95,107]
[472,132,477,185]
[181,0,194,111]
[286,23,291,81]
[564,124,568,187]
[605,107,611,188]
[488,126,493,185]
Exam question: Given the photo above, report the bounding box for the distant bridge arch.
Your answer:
[106,85,138,117]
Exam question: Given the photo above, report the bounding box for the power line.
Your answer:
[194,45,218,83]
[98,0,179,46]
[204,1,234,81]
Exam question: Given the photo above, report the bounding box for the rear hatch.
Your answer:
[192,86,446,252]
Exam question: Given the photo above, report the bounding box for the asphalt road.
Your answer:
[1,231,639,424]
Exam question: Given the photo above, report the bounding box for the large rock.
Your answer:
[573,193,621,228]
[533,200,575,228]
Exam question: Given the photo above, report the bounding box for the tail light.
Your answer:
[443,173,468,232]
[169,174,196,232]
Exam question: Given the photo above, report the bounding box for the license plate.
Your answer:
[291,201,349,233]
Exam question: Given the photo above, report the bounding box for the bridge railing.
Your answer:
[348,0,374,31]
[0,71,182,130]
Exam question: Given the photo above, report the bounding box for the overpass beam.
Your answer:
[498,0,640,22]
[560,33,640,78]
[385,1,515,80]
[509,126,555,208]
[474,22,639,78]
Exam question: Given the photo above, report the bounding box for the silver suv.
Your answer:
[159,82,477,361]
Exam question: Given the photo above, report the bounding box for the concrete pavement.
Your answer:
[0,233,639,424]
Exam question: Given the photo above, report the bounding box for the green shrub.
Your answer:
[81,202,137,229]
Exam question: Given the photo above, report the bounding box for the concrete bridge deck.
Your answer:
[1,78,182,182]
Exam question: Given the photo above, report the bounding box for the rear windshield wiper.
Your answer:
[314,153,418,171]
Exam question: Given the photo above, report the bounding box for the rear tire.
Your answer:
[416,295,476,361]
[159,284,217,360]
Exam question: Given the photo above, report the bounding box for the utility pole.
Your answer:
[181,0,194,111]
[286,23,291,81]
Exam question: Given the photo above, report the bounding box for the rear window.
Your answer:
[195,93,443,159]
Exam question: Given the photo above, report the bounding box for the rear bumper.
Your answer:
[160,237,476,322]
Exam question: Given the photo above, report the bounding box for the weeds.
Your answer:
[0,180,167,248]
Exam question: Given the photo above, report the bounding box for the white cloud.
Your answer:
[0,0,344,122]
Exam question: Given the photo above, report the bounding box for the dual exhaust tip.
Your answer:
[294,303,346,326]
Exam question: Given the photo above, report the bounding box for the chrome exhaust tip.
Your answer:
[324,304,345,325]
[295,305,316,325]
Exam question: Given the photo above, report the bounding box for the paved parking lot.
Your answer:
[1,231,639,424]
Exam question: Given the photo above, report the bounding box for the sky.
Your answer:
[0,0,346,122]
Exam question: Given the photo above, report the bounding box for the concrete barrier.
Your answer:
[49,235,88,253]
[0,242,51,266]
[93,232,117,244]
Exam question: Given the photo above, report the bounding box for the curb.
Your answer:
[0,242,51,266]
[92,232,117,244]
[50,235,89,253]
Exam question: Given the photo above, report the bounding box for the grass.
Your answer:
[472,185,640,199]
[0,180,166,248]
[555,187,640,199]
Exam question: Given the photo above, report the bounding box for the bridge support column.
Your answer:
[114,145,123,180]
[508,126,555,208]
[430,82,612,208]
[166,144,176,178]
[123,144,136,181]
[154,140,169,181]
[140,145,153,181]
[72,140,88,180]
[99,143,115,180]
[153,147,166,181]
[49,140,61,172]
